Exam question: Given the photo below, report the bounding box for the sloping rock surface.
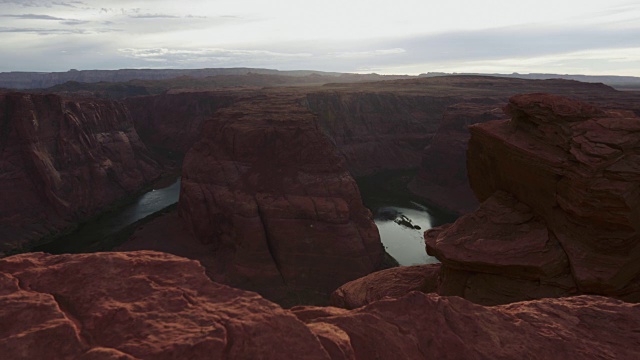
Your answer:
[0,92,161,254]
[2,251,639,360]
[295,292,640,360]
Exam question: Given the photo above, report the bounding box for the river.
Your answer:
[35,173,456,266]
[34,178,182,253]
[356,173,458,266]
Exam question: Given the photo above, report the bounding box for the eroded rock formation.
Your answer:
[2,251,639,359]
[427,93,640,304]
[178,94,384,302]
[0,92,161,255]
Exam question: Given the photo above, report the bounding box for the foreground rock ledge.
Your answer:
[423,94,640,305]
[2,251,640,359]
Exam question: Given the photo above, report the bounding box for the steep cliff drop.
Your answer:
[177,94,384,304]
[1,251,639,359]
[408,103,507,214]
[0,92,161,256]
[426,93,640,304]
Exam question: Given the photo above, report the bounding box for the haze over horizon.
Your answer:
[1,0,639,76]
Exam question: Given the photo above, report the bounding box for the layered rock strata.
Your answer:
[2,251,639,360]
[427,93,640,304]
[305,92,454,176]
[0,92,161,255]
[178,94,384,302]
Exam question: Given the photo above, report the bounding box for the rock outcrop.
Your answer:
[409,103,507,214]
[330,264,440,309]
[178,94,384,303]
[427,93,640,304]
[0,92,161,255]
[2,251,640,359]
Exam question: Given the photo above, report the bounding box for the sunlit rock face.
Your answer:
[178,94,384,302]
[2,251,640,360]
[427,93,640,304]
[0,92,161,255]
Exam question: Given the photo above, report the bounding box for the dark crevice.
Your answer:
[51,293,95,349]
[255,199,286,286]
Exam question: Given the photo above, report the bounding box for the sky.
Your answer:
[0,0,639,75]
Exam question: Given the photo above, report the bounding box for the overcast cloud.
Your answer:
[0,0,639,75]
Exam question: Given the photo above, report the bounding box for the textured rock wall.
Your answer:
[0,92,161,254]
[305,92,453,176]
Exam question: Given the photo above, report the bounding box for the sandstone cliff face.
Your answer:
[426,93,640,304]
[408,103,507,214]
[0,92,161,255]
[305,92,454,176]
[178,94,384,302]
[124,92,238,154]
[2,251,639,360]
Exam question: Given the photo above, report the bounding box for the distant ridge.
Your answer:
[1,67,639,90]
[0,68,348,89]
[419,72,640,90]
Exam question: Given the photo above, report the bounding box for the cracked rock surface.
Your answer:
[2,251,640,360]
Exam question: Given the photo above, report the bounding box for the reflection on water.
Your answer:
[374,204,439,266]
[35,178,181,253]
[357,173,457,266]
